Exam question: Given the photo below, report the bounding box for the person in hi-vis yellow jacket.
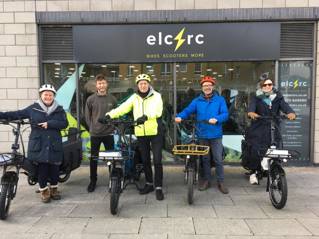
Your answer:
[106,74,165,201]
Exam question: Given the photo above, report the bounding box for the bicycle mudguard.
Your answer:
[1,172,18,184]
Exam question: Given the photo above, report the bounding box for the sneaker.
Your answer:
[198,180,210,191]
[155,189,164,201]
[139,184,154,195]
[217,182,229,194]
[249,173,259,185]
[87,181,96,193]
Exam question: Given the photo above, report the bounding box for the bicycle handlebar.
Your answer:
[0,119,30,125]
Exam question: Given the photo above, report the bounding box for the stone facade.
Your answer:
[0,0,318,163]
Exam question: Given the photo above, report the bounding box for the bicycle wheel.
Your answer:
[58,171,71,183]
[0,183,12,220]
[269,166,287,209]
[187,168,194,205]
[110,177,121,215]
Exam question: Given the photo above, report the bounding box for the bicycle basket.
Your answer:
[172,144,209,156]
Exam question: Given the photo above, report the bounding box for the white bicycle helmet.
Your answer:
[135,74,151,84]
[39,84,57,94]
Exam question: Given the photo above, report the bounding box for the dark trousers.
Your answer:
[38,163,59,189]
[138,134,163,188]
[90,135,114,182]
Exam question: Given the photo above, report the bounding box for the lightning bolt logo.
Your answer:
[293,80,298,89]
[174,28,186,52]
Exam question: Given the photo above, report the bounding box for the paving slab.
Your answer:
[245,219,312,236]
[84,218,141,234]
[168,204,216,218]
[214,205,268,219]
[298,218,319,235]
[193,218,252,235]
[140,217,195,234]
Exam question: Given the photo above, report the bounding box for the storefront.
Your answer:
[38,12,314,165]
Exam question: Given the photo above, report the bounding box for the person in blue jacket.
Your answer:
[175,76,229,194]
[0,84,68,203]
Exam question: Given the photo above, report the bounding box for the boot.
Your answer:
[198,180,210,191]
[217,182,229,194]
[87,180,96,193]
[139,184,154,195]
[40,186,51,203]
[155,188,164,201]
[50,185,61,200]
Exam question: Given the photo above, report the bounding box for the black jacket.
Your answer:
[0,102,68,165]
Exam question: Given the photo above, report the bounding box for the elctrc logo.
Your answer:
[281,79,308,89]
[146,27,204,52]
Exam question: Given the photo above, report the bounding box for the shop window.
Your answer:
[161,63,171,75]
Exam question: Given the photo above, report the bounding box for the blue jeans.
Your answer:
[199,138,224,183]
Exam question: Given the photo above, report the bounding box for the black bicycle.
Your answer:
[98,118,143,215]
[0,119,29,219]
[173,120,209,204]
[243,115,298,209]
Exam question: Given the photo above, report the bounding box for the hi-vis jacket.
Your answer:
[107,88,163,136]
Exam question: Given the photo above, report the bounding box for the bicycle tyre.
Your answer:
[58,171,71,183]
[269,166,288,209]
[187,168,194,205]
[110,177,120,215]
[0,183,12,220]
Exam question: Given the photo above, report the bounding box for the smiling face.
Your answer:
[40,91,55,106]
[261,79,273,93]
[137,80,150,93]
[201,82,214,96]
[96,79,108,95]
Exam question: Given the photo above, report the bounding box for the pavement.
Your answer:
[1,165,319,239]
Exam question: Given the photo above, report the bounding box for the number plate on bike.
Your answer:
[266,149,291,158]
[99,151,122,160]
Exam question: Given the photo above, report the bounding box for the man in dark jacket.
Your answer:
[246,72,296,184]
[175,76,229,194]
[85,74,117,192]
[0,84,68,203]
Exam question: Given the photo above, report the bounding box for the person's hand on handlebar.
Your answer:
[287,112,296,120]
[175,117,182,123]
[248,112,260,120]
[208,118,218,125]
[136,115,148,125]
[98,115,111,124]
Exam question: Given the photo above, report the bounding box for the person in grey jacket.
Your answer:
[85,74,117,192]
[0,84,68,203]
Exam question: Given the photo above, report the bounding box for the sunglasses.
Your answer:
[262,83,273,87]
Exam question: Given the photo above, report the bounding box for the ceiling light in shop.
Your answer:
[212,72,217,75]
[129,65,135,68]
[68,72,73,74]
[176,64,180,67]
[218,75,223,77]
[206,69,212,71]
[81,71,86,75]
[54,63,61,65]
[54,68,60,71]
[110,70,116,73]
[101,65,107,68]
[133,69,139,72]
[119,74,122,78]
[54,72,59,75]
[146,65,152,69]
[54,75,59,78]
[90,75,94,78]
[69,67,75,71]
[228,68,234,71]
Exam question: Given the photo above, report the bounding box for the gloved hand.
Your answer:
[287,113,296,120]
[247,112,260,120]
[136,115,148,125]
[98,115,111,124]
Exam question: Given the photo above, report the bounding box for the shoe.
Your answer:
[217,182,229,194]
[40,187,51,203]
[50,185,61,200]
[155,189,164,201]
[198,180,210,191]
[87,181,96,193]
[249,173,259,185]
[139,184,154,195]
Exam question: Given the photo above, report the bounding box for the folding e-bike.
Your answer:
[0,119,29,219]
[173,120,209,204]
[99,118,143,215]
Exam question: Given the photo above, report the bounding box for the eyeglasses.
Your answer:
[202,84,214,88]
[262,83,273,87]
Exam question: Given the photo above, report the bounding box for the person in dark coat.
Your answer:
[0,84,68,202]
[246,72,296,184]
